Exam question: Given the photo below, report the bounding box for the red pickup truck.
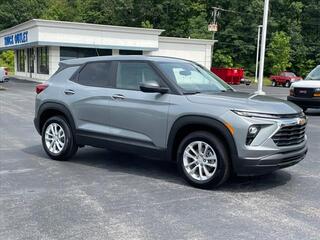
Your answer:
[270,71,302,88]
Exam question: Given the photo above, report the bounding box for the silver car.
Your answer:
[34,56,308,188]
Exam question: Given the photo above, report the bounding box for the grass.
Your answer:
[247,76,271,86]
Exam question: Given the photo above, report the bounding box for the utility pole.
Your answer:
[208,7,220,58]
[255,25,263,83]
[255,0,269,95]
[209,7,239,66]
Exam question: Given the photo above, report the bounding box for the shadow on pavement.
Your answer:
[23,145,292,192]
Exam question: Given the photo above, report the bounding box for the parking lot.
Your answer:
[1,79,320,240]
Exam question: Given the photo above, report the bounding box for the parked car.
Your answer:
[34,56,307,188]
[270,71,302,87]
[240,77,251,86]
[0,67,9,82]
[287,65,320,112]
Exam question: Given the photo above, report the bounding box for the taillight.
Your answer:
[4,71,8,76]
[36,83,48,94]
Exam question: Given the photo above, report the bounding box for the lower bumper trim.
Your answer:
[235,145,308,176]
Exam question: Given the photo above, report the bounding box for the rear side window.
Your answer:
[78,61,113,87]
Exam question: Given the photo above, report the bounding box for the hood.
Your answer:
[186,91,301,114]
[292,80,320,88]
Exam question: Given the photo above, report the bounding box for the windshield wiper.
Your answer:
[183,91,201,95]
[221,89,234,92]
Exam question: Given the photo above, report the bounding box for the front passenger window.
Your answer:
[116,62,162,90]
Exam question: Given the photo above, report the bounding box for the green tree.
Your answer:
[0,0,45,30]
[0,50,14,72]
[188,2,211,39]
[267,31,292,75]
[141,20,153,29]
[41,0,77,21]
[212,49,233,67]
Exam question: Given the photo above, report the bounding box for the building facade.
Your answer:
[0,19,215,81]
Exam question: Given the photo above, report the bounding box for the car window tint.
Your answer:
[116,62,161,90]
[78,62,112,87]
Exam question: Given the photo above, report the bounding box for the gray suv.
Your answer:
[34,56,308,188]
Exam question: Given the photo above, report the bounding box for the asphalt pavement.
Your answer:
[1,80,320,240]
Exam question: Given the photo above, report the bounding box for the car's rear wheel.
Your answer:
[271,80,277,87]
[177,131,230,188]
[42,116,78,161]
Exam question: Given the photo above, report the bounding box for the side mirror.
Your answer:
[139,83,169,94]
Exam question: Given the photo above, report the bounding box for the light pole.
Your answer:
[255,0,269,95]
[255,25,263,83]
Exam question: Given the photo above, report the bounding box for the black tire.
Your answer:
[177,131,230,189]
[271,80,277,87]
[284,81,291,88]
[41,116,78,161]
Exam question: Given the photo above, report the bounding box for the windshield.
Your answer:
[306,65,320,80]
[157,62,233,93]
[285,72,296,77]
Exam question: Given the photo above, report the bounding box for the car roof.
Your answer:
[60,55,193,66]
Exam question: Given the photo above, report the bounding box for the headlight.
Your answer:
[314,88,320,97]
[232,110,281,119]
[290,86,294,96]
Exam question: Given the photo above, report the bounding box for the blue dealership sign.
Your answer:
[4,31,28,46]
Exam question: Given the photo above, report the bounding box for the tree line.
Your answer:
[0,0,319,77]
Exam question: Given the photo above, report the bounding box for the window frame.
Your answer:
[74,60,117,88]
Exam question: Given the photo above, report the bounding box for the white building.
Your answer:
[0,19,215,81]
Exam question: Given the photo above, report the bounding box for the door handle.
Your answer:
[64,89,75,95]
[111,94,126,100]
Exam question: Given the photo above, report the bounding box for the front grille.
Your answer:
[294,88,314,98]
[272,123,306,147]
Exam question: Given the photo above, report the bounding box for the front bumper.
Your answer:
[221,110,308,176]
[287,96,320,108]
[235,143,307,176]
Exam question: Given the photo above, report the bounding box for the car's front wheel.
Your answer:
[284,81,291,88]
[42,116,78,161]
[271,80,277,87]
[177,131,230,188]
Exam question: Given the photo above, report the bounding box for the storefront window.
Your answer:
[119,50,143,55]
[17,49,25,72]
[37,47,49,74]
[60,47,112,61]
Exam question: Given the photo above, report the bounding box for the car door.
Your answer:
[280,72,286,83]
[106,61,171,149]
[67,61,116,135]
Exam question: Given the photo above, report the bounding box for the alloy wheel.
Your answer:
[45,123,65,154]
[183,141,218,181]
